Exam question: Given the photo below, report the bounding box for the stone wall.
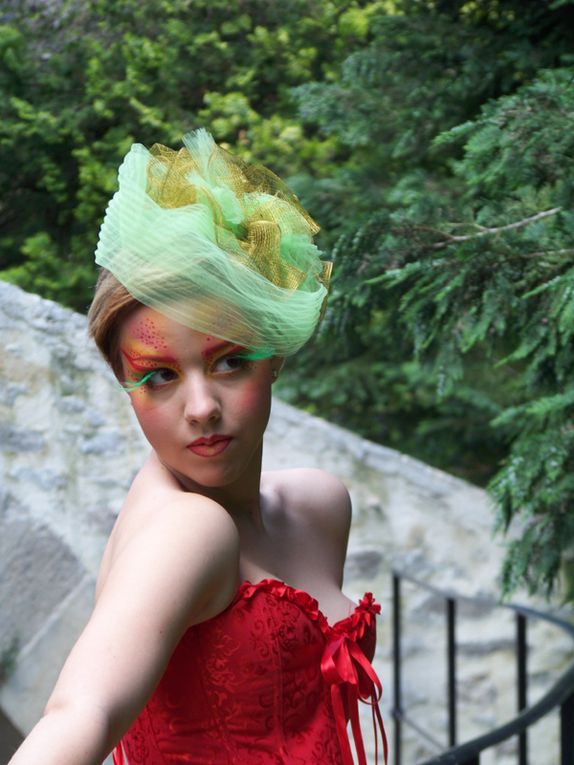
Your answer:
[0,281,572,764]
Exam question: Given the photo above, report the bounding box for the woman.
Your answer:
[8,130,386,765]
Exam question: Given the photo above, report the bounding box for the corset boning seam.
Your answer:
[266,593,288,759]
[195,631,235,765]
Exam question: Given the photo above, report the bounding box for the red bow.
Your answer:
[321,633,388,765]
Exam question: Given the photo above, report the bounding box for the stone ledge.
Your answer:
[0,575,94,733]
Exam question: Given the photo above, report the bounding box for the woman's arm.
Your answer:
[8,495,239,765]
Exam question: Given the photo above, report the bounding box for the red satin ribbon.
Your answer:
[112,744,125,765]
[321,633,388,765]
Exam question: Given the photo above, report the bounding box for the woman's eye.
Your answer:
[149,368,177,386]
[121,366,179,393]
[213,355,251,374]
[143,368,178,388]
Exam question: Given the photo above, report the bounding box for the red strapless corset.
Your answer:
[113,578,387,765]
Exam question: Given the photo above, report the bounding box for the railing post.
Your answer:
[447,597,457,747]
[560,689,574,765]
[393,573,402,765]
[393,570,574,765]
[516,613,528,765]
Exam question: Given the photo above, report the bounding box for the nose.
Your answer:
[182,374,221,426]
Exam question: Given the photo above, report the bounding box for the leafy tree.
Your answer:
[0,0,380,310]
[291,0,574,243]
[281,0,574,598]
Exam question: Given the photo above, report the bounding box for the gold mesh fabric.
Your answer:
[144,140,320,291]
[94,129,331,356]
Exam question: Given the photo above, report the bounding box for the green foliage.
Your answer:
[287,59,574,599]
[0,0,377,310]
[292,0,574,243]
[0,636,19,686]
[277,1,574,599]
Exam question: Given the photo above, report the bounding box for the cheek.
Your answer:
[129,394,172,440]
[128,389,160,413]
[235,379,272,423]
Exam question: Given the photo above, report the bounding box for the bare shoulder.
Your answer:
[259,468,352,588]
[267,467,352,541]
[98,485,240,628]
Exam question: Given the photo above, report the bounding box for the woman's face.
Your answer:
[118,305,279,490]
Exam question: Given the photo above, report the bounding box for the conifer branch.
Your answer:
[523,248,574,259]
[431,207,562,250]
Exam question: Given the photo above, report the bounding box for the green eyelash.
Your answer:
[237,349,274,361]
[119,370,156,392]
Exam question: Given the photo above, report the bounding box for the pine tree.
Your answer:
[285,1,574,598]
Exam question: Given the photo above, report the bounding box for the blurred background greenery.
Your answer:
[1,0,574,600]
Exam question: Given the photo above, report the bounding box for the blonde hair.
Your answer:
[87,269,142,378]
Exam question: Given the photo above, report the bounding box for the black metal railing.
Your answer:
[392,570,574,765]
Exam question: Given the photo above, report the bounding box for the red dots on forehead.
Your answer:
[130,316,170,352]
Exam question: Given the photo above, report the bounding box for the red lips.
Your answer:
[187,435,232,458]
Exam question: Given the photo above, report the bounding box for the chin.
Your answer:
[167,462,247,492]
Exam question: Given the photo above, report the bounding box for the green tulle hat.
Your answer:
[94,129,331,357]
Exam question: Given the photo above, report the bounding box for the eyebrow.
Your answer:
[121,350,179,370]
[201,341,245,360]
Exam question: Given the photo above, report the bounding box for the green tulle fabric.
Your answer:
[95,129,331,356]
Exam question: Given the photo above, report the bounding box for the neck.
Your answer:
[163,447,266,529]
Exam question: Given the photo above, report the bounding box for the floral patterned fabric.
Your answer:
[113,578,386,765]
